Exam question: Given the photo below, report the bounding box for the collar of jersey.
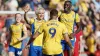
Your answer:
[35,19,44,22]
[50,19,58,21]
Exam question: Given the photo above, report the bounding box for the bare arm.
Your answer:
[23,5,31,25]
[74,22,82,34]
[27,23,44,45]
[63,33,73,49]
[27,31,40,45]
[24,12,31,25]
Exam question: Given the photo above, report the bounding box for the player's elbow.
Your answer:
[65,38,70,43]
[63,34,69,41]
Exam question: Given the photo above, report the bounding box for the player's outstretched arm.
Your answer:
[74,13,82,34]
[74,22,81,34]
[27,31,40,45]
[63,33,73,49]
[23,6,31,25]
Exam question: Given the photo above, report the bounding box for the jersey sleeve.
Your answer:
[62,24,68,35]
[9,25,12,31]
[37,23,45,34]
[58,11,62,17]
[30,18,35,24]
[75,13,80,23]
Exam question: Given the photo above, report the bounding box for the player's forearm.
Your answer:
[27,37,35,45]
[74,23,81,34]
[27,31,40,45]
[64,34,73,49]
[74,27,81,34]
[20,35,27,41]
[24,12,30,24]
[66,41,73,49]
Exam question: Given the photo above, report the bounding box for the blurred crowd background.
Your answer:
[0,0,100,56]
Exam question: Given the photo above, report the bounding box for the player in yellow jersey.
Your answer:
[58,1,81,56]
[23,6,45,56]
[86,32,95,54]
[27,9,73,56]
[8,13,27,56]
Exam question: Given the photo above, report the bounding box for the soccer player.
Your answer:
[27,9,73,56]
[58,1,81,56]
[86,32,95,55]
[23,6,45,56]
[8,13,27,56]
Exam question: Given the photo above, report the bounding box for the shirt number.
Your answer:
[49,28,56,38]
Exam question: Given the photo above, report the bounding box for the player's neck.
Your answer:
[64,10,71,14]
[51,18,57,20]
[15,22,20,25]
[36,18,43,21]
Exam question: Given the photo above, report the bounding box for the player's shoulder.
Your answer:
[41,21,47,26]
[42,20,46,23]
[10,23,16,27]
[43,20,53,26]
[10,24,13,27]
[31,18,35,21]
[30,18,35,24]
[58,11,64,17]
[70,11,75,14]
[44,21,50,25]
[10,24,15,29]
[58,21,65,26]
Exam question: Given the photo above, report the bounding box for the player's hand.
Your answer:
[69,33,75,39]
[16,38,22,41]
[23,5,30,13]
[71,48,74,55]
[25,45,30,49]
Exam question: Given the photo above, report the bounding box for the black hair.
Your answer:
[50,9,58,20]
[50,9,58,17]
[64,1,72,4]
[64,1,72,10]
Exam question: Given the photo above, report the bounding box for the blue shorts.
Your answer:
[42,53,63,56]
[8,45,22,56]
[61,38,76,50]
[29,43,42,56]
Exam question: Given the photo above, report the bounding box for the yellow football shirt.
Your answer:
[49,0,60,9]
[38,20,68,55]
[86,37,95,53]
[10,23,24,48]
[30,19,45,46]
[59,11,80,35]
[80,1,88,13]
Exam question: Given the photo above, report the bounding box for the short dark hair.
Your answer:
[15,13,22,18]
[64,1,72,4]
[50,9,58,17]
